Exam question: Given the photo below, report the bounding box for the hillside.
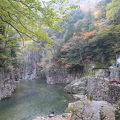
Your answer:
[44,0,120,76]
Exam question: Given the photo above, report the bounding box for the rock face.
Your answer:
[0,68,17,100]
[20,48,81,84]
[20,49,44,80]
[108,84,120,103]
[67,100,115,120]
[64,66,120,120]
[20,48,74,83]
[65,76,109,101]
[65,66,120,103]
[46,67,75,84]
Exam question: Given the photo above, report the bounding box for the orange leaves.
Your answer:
[61,45,70,51]
[82,30,97,39]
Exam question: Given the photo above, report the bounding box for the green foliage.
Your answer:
[67,9,84,24]
[62,9,84,41]
[0,0,73,45]
[0,0,76,69]
[89,24,120,65]
[95,0,112,19]
[106,0,120,24]
[36,0,120,77]
[88,24,96,31]
[63,24,75,41]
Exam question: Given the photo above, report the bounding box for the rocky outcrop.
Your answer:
[65,66,120,103]
[20,48,74,83]
[0,67,17,100]
[20,49,44,80]
[65,76,109,101]
[33,100,115,120]
[46,67,75,84]
[67,100,115,120]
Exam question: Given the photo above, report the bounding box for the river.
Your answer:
[0,79,73,120]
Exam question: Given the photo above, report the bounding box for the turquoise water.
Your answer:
[0,80,73,120]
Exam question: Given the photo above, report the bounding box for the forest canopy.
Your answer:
[0,0,120,71]
[0,0,75,45]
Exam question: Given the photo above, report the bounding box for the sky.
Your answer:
[41,0,102,11]
[42,0,102,2]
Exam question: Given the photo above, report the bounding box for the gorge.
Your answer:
[0,0,120,120]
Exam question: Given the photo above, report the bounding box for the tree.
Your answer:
[0,0,77,68]
[0,0,73,45]
[94,0,112,19]
[106,0,120,24]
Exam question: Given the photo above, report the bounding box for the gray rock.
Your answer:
[65,76,110,101]
[73,94,87,100]
[108,84,120,103]
[67,100,115,120]
[0,68,17,100]
[46,67,75,84]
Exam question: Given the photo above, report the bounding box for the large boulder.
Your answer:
[67,100,115,120]
[64,77,87,94]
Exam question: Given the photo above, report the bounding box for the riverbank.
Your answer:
[33,113,72,120]
[33,66,120,120]
[0,67,18,100]
[33,100,116,120]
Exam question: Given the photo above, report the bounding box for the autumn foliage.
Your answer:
[82,30,97,39]
[61,45,71,51]
[69,36,82,41]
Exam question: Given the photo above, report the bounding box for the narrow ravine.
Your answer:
[0,79,73,120]
[0,0,120,120]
